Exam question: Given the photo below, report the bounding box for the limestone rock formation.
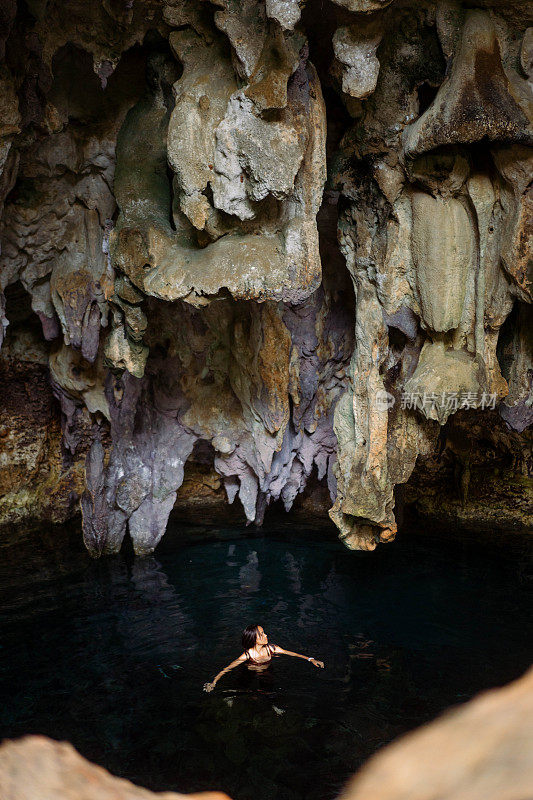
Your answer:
[0,0,531,552]
[340,666,533,800]
[0,735,230,800]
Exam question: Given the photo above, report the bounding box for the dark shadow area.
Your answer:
[49,42,148,125]
[3,280,38,328]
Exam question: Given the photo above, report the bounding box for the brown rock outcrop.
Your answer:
[340,667,533,800]
[0,735,230,800]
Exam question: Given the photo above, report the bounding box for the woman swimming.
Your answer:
[203,623,324,692]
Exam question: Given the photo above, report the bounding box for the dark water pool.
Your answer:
[0,521,532,800]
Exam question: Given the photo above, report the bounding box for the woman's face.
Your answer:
[256,626,268,645]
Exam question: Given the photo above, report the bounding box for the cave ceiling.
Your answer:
[0,0,531,553]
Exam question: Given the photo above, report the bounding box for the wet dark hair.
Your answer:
[242,624,261,650]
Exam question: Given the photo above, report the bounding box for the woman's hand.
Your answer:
[203,681,216,692]
[310,659,324,668]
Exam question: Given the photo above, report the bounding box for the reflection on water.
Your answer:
[0,523,531,800]
[239,551,261,592]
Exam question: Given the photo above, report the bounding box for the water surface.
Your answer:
[0,521,531,800]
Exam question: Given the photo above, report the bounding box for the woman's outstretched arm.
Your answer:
[271,645,324,668]
[203,653,247,692]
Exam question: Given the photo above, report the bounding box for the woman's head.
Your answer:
[242,624,268,650]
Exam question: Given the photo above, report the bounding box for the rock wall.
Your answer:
[0,0,531,554]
